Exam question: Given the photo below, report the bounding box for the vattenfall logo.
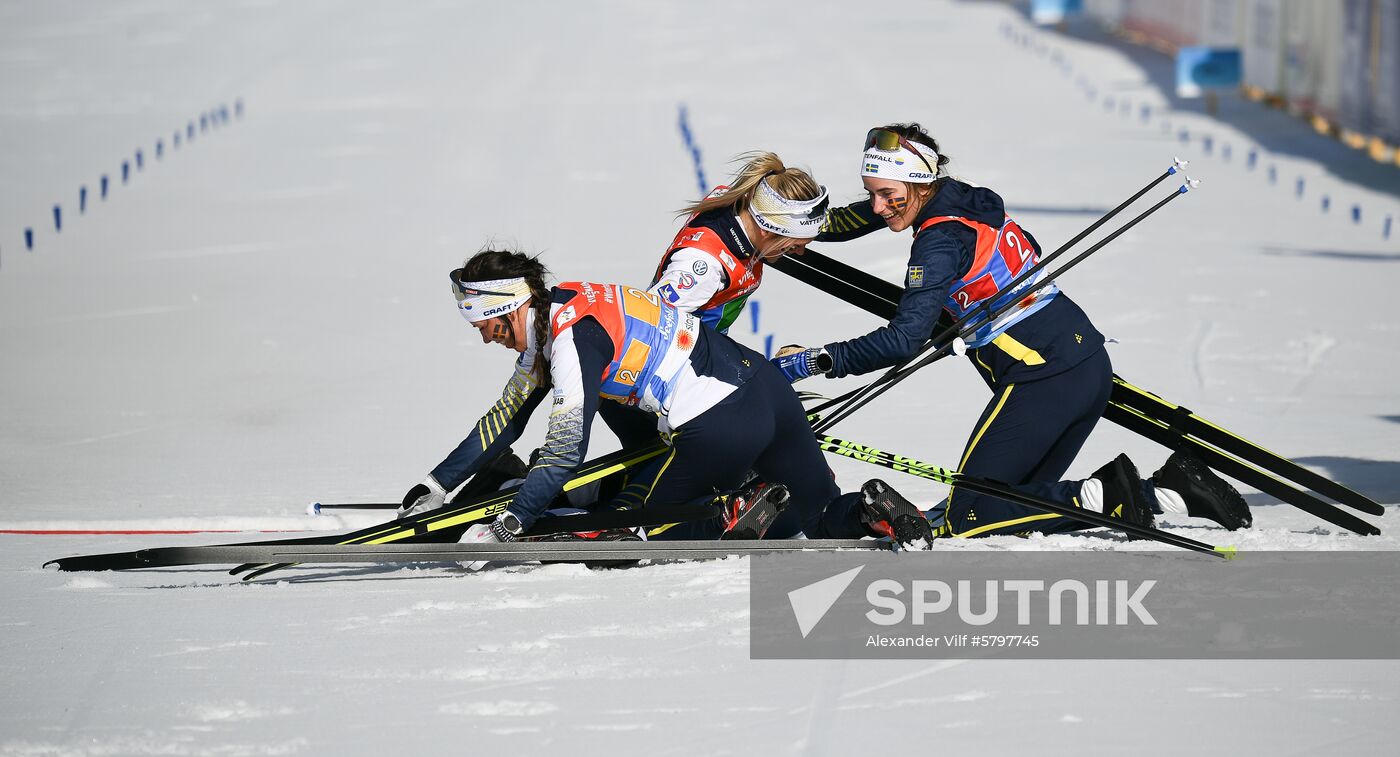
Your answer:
[787,565,1158,638]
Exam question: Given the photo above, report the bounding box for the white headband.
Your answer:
[861,145,939,183]
[748,177,830,239]
[453,276,533,322]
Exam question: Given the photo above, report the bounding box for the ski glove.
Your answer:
[771,346,832,383]
[397,475,447,520]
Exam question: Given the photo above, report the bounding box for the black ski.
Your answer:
[1109,376,1385,516]
[50,539,891,572]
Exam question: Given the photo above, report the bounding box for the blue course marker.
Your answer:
[235,99,244,118]
[1385,216,1393,239]
[79,186,87,213]
[1351,205,1361,224]
[1268,165,1277,184]
[174,131,182,148]
[1247,149,1257,169]
[1222,143,1231,161]
[1321,195,1330,212]
[1296,177,1304,197]
[156,139,164,159]
[1203,136,1213,155]
[200,113,208,132]
[122,161,130,184]
[764,334,775,359]
[53,205,61,232]
[135,149,143,170]
[749,299,761,334]
[101,175,109,198]
[25,228,34,250]
[187,122,195,139]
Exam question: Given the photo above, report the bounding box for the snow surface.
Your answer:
[2,1,1399,754]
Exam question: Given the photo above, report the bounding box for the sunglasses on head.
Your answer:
[449,268,515,302]
[865,128,935,174]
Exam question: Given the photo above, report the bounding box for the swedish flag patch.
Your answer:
[907,265,925,288]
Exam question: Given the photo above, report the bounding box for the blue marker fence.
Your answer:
[6,98,244,268]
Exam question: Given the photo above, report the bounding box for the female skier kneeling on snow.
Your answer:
[771,123,1251,538]
[397,249,929,546]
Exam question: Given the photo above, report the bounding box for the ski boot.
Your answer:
[1089,454,1155,534]
[719,482,790,540]
[1152,450,1252,530]
[860,479,933,549]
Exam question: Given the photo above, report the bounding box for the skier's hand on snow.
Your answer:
[771,347,832,382]
[397,476,447,519]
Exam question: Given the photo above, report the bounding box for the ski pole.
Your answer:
[815,435,1232,559]
[815,178,1198,434]
[306,502,400,514]
[802,161,1189,423]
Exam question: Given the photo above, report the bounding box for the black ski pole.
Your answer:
[804,161,1190,421]
[307,502,400,514]
[814,178,1197,434]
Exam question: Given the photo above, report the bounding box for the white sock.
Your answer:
[1155,486,1189,515]
[1078,478,1103,513]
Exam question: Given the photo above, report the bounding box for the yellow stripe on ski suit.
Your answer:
[947,383,1060,538]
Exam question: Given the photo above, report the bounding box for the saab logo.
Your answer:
[907,266,925,288]
[677,273,696,290]
[788,565,865,638]
[692,260,709,276]
[658,284,680,303]
[864,163,880,173]
[689,231,705,242]
[555,305,577,327]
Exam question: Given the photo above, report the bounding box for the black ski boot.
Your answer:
[720,482,790,540]
[1152,450,1252,530]
[860,479,933,549]
[1090,454,1156,534]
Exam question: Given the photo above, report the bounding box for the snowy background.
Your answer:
[2,0,1398,754]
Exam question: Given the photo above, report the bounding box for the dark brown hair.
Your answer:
[460,249,552,381]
